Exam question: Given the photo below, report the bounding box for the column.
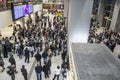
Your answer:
[64,0,68,18]
[114,10,120,32]
[110,0,120,32]
[68,0,93,43]
[64,0,68,28]
[98,0,105,26]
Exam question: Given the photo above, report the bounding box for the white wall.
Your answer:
[64,0,68,17]
[68,1,93,79]
[68,0,93,43]
[0,10,13,29]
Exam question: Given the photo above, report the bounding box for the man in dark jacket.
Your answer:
[18,47,22,59]
[6,44,12,56]
[9,55,16,65]
[110,40,116,52]
[43,63,49,79]
[3,44,8,58]
[35,63,42,80]
[34,52,41,64]
[47,58,51,74]
[0,57,5,72]
[61,49,67,62]
[24,48,30,63]
[9,55,18,73]
[42,50,48,64]
[7,64,16,80]
[21,65,28,80]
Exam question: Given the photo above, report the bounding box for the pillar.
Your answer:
[114,9,120,32]
[110,0,120,32]
[98,0,105,26]
[63,0,69,28]
[68,0,93,44]
[64,0,68,18]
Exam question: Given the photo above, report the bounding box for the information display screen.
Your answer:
[11,2,33,21]
[28,4,33,14]
[13,5,24,20]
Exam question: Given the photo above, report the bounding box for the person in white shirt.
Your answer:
[29,46,34,57]
[53,66,61,80]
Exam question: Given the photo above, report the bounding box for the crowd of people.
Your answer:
[88,17,120,52]
[0,9,68,80]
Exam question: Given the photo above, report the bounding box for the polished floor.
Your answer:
[0,13,120,80]
[0,13,66,80]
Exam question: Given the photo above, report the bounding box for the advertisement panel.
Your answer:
[42,4,64,10]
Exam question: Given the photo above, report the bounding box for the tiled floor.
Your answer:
[0,53,35,80]
[1,26,13,38]
[0,12,66,80]
[30,55,63,80]
[0,12,120,80]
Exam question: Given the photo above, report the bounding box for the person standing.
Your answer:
[0,57,5,72]
[61,63,67,80]
[29,45,34,57]
[24,48,30,63]
[7,64,16,80]
[61,49,67,63]
[18,47,22,59]
[21,65,28,80]
[0,42,3,58]
[42,50,48,64]
[6,43,12,56]
[110,40,116,52]
[1,38,7,58]
[9,55,18,73]
[35,63,42,80]
[34,52,41,64]
[3,43,8,58]
[43,63,49,79]
[47,58,51,74]
[9,55,16,65]
[15,42,19,55]
[53,66,61,80]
